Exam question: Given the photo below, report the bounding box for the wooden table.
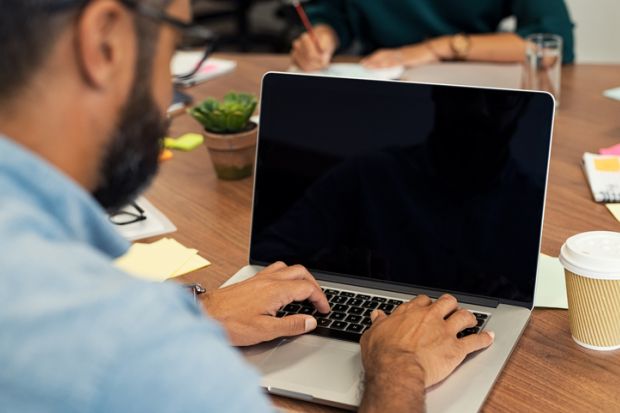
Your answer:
[147,54,620,412]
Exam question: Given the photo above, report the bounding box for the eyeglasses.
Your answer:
[109,202,147,225]
[44,0,218,80]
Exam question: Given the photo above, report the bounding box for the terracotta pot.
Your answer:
[202,123,257,180]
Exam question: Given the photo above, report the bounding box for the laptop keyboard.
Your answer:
[277,287,491,343]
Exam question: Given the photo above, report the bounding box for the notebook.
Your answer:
[171,52,237,87]
[582,152,620,202]
[110,197,176,241]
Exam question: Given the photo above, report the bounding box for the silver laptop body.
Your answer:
[223,73,555,412]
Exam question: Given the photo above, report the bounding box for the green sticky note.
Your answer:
[164,133,204,151]
[603,87,620,102]
[534,253,568,309]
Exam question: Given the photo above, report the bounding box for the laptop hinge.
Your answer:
[267,387,314,402]
[248,260,503,308]
[313,271,501,308]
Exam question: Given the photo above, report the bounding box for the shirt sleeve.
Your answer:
[306,0,354,51]
[511,0,575,63]
[93,287,275,413]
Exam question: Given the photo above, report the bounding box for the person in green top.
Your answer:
[291,0,574,71]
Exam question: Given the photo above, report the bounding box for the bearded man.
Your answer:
[0,1,493,411]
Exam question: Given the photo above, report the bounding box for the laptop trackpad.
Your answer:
[257,336,362,394]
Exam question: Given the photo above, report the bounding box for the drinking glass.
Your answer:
[524,33,563,105]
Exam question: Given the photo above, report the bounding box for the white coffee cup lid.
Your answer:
[559,231,620,280]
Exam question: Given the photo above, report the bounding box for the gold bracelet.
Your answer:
[450,33,471,61]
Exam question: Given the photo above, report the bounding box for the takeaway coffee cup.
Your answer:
[559,231,620,351]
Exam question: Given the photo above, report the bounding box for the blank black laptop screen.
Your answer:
[251,73,554,306]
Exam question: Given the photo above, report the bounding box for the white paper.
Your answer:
[289,63,404,80]
[534,253,568,309]
[401,62,524,89]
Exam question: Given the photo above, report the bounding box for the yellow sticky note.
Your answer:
[172,254,211,277]
[594,157,620,172]
[115,238,198,282]
[606,204,620,222]
[164,133,204,151]
[158,238,199,256]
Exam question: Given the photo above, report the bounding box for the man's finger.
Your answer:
[269,264,322,290]
[460,331,495,354]
[445,309,477,333]
[370,309,387,323]
[431,294,459,318]
[410,294,432,307]
[278,279,331,314]
[261,314,317,341]
[258,261,288,275]
[392,294,431,315]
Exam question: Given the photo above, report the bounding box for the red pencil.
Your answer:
[292,0,324,54]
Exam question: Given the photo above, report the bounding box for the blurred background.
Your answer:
[193,0,620,62]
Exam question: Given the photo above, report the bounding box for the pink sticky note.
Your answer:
[198,64,218,74]
[599,143,620,156]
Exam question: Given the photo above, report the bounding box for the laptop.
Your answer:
[222,73,555,412]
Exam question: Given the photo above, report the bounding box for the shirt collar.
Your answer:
[0,135,130,258]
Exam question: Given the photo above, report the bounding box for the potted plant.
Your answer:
[189,92,258,180]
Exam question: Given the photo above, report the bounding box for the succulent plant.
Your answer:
[189,92,257,134]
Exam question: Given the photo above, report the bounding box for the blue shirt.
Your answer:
[0,136,273,413]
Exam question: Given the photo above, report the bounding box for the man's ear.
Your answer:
[74,0,135,90]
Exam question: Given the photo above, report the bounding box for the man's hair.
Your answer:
[0,0,171,102]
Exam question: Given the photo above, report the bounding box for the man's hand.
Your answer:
[201,262,330,346]
[291,24,339,71]
[359,294,494,413]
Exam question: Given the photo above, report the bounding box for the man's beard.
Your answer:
[92,80,168,213]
